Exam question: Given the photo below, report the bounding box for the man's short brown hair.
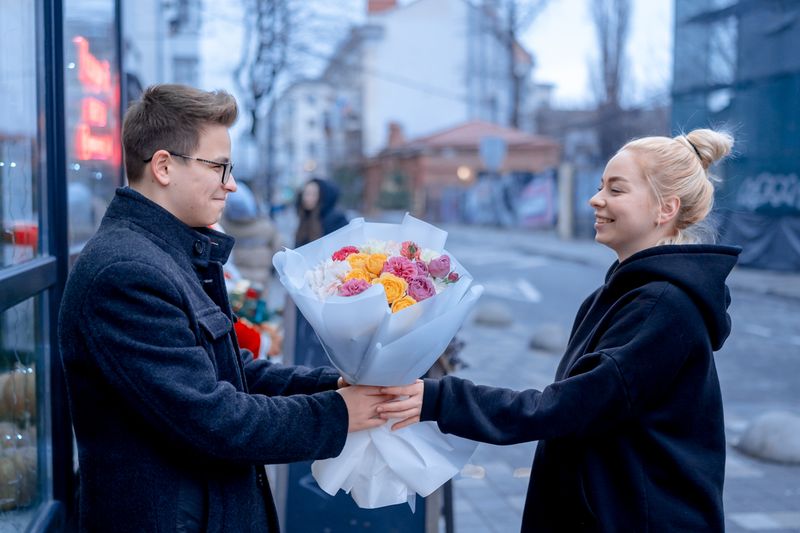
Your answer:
[122,84,238,182]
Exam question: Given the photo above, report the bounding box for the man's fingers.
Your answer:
[377,398,417,413]
[380,385,415,396]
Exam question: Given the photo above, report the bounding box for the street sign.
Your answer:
[479,135,507,172]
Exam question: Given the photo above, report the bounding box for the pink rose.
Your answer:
[447,271,460,283]
[407,276,436,302]
[401,241,421,260]
[382,256,418,282]
[338,278,370,297]
[427,255,451,278]
[415,260,429,277]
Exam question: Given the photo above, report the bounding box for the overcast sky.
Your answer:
[523,0,674,107]
[201,0,675,112]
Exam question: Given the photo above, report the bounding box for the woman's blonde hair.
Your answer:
[620,128,734,244]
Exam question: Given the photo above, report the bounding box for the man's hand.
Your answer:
[376,380,424,431]
[337,385,391,432]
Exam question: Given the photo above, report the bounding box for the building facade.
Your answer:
[673,0,800,270]
[324,0,535,160]
[270,80,334,195]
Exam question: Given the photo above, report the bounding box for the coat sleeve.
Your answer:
[242,353,340,395]
[420,285,705,445]
[79,260,348,465]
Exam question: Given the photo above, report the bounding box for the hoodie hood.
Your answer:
[605,244,741,350]
[296,178,340,218]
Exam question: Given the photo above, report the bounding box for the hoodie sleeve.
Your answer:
[420,284,706,444]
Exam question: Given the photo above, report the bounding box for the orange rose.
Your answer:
[365,253,388,276]
[391,295,417,313]
[371,272,407,304]
[346,253,369,270]
[344,268,371,282]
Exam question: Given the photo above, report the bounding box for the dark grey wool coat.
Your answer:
[58,187,348,532]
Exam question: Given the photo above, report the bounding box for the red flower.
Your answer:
[447,271,460,283]
[332,246,360,261]
[401,241,421,260]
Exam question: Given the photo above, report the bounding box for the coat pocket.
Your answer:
[196,308,233,341]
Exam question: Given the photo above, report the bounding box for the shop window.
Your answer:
[0,296,47,529]
[0,1,41,270]
[64,0,123,252]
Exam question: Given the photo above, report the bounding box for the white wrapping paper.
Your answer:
[273,214,482,509]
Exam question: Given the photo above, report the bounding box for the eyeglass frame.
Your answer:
[143,151,234,185]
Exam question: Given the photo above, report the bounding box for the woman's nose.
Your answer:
[589,191,603,208]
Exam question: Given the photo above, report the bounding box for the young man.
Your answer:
[58,84,386,532]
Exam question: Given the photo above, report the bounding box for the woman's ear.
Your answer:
[658,196,681,226]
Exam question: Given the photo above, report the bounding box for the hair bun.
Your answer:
[681,129,733,170]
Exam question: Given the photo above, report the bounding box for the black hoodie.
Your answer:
[421,244,741,532]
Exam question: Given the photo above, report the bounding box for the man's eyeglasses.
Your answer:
[144,151,234,185]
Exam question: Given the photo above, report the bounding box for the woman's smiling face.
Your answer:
[589,149,664,262]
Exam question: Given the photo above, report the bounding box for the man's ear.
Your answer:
[658,196,681,225]
[149,150,172,186]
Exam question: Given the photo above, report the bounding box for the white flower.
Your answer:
[420,248,438,263]
[432,277,449,294]
[306,259,350,300]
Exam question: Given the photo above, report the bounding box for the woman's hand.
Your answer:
[377,380,424,431]
[337,385,391,432]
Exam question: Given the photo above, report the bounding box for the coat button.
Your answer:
[193,241,205,255]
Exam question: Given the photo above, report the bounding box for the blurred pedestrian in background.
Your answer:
[380,128,740,532]
[222,181,281,288]
[289,178,349,367]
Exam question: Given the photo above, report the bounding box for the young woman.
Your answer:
[379,129,740,532]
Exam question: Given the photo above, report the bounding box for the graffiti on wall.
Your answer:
[736,172,800,215]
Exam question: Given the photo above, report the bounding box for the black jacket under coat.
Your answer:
[421,244,740,532]
[58,187,348,532]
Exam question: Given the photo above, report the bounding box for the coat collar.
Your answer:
[104,187,234,269]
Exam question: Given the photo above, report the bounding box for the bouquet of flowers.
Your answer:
[273,214,482,509]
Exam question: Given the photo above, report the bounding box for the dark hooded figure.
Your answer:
[292,178,349,367]
[294,178,348,248]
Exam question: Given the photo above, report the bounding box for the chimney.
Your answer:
[368,0,397,14]
[388,122,405,148]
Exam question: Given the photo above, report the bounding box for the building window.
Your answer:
[173,57,199,87]
[708,16,737,86]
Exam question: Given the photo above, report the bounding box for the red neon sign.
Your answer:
[81,97,108,127]
[73,36,111,94]
[72,35,118,163]
[74,123,114,161]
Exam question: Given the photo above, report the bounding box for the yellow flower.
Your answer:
[365,253,388,276]
[347,253,369,270]
[344,268,371,282]
[391,295,417,313]
[371,272,407,304]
